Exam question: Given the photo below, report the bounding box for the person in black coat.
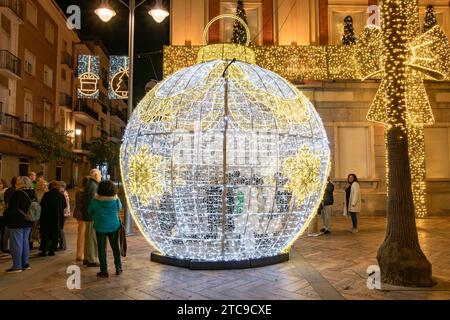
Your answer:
[39,181,67,257]
[4,176,36,273]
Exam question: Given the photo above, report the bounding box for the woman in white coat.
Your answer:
[343,174,361,233]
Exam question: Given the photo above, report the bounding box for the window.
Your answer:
[19,158,30,176]
[61,68,66,81]
[220,1,263,45]
[26,1,38,27]
[24,50,36,76]
[56,166,62,181]
[45,20,55,44]
[336,126,373,179]
[44,65,53,88]
[24,92,33,122]
[425,128,450,178]
[43,102,52,127]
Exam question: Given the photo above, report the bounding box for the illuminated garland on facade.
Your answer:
[77,55,100,99]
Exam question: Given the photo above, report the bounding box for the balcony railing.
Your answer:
[20,121,34,140]
[74,100,99,121]
[110,129,123,141]
[0,112,20,136]
[59,92,73,108]
[61,51,73,68]
[0,50,21,77]
[110,107,127,123]
[0,0,24,20]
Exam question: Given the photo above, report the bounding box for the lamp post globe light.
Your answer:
[95,0,169,235]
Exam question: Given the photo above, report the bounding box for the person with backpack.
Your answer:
[39,181,67,257]
[3,176,37,273]
[87,180,123,278]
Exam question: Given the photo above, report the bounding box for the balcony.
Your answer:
[0,112,20,136]
[0,0,24,22]
[110,107,127,125]
[110,128,123,143]
[59,92,73,109]
[73,100,99,125]
[20,121,34,140]
[0,50,21,79]
[73,140,91,154]
[61,51,73,68]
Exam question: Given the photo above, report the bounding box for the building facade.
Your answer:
[168,0,450,216]
[0,0,127,186]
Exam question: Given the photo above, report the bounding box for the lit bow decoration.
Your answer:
[356,25,450,126]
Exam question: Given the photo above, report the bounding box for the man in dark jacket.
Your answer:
[320,177,334,234]
[4,176,36,273]
[4,177,17,208]
[83,168,101,266]
[39,181,66,256]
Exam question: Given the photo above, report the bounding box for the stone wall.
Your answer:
[299,80,450,216]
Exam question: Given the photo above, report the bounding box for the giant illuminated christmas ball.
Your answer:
[120,42,330,265]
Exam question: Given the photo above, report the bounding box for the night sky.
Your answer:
[55,0,170,103]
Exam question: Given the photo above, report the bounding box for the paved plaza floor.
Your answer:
[1,215,450,300]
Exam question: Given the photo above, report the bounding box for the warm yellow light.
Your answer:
[75,129,82,136]
[95,3,116,23]
[149,8,169,23]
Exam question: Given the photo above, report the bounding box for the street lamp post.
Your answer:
[95,0,169,235]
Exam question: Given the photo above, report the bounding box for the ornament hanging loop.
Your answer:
[202,14,251,46]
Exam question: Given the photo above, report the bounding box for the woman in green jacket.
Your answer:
[88,180,122,278]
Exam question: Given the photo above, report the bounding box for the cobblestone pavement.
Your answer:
[1,215,449,300]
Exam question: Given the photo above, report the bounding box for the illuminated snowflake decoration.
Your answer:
[282,146,322,206]
[120,44,331,262]
[127,145,164,206]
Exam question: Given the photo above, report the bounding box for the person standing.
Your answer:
[344,173,361,233]
[2,177,17,254]
[58,181,70,251]
[88,180,123,278]
[73,176,89,262]
[28,172,37,190]
[320,177,334,234]
[83,169,101,267]
[39,181,66,256]
[3,176,36,273]
[31,178,48,249]
[0,179,8,255]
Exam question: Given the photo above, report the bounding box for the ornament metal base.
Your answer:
[150,251,290,270]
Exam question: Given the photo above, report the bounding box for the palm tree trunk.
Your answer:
[376,0,434,287]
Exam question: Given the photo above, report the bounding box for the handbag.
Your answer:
[117,200,127,257]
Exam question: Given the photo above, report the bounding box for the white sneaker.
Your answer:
[354,228,358,233]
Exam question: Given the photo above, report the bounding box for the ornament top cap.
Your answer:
[197,43,255,64]
[199,14,254,63]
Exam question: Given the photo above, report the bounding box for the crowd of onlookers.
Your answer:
[0,169,123,278]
